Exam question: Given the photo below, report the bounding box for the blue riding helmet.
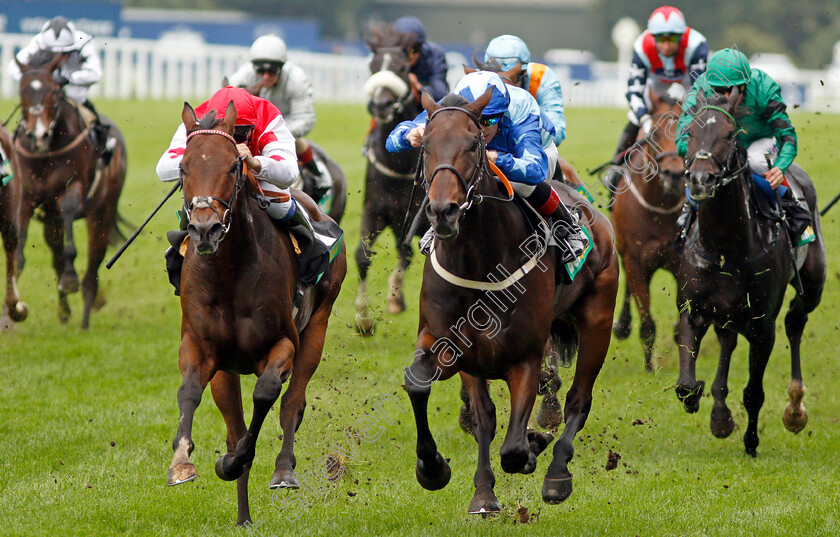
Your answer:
[452,71,510,117]
[393,16,426,45]
[484,35,531,72]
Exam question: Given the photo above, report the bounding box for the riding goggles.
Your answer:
[654,33,680,43]
[479,114,503,128]
[254,62,283,75]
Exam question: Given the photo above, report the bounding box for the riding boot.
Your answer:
[779,189,812,244]
[286,207,331,286]
[603,121,640,209]
[83,100,113,165]
[164,230,189,296]
[673,202,696,253]
[549,200,589,264]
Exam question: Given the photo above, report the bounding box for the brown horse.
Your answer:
[354,25,427,334]
[166,101,346,526]
[0,124,27,330]
[405,91,619,513]
[678,89,825,455]
[611,88,686,370]
[13,52,126,329]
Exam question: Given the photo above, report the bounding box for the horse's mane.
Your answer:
[196,110,223,130]
[439,94,469,107]
[27,49,62,69]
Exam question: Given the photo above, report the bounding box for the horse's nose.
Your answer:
[187,221,225,255]
[426,200,461,239]
[688,171,709,200]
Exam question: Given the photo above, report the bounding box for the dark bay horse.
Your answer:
[166,101,346,526]
[611,88,686,370]
[0,123,27,330]
[14,52,126,329]
[405,91,619,513]
[354,26,426,334]
[677,89,825,455]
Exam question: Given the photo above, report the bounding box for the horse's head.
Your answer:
[646,86,685,197]
[421,89,493,241]
[16,51,66,151]
[364,26,414,123]
[180,100,244,256]
[684,88,743,201]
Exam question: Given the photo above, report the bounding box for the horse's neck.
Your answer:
[696,175,758,256]
[54,99,84,144]
[373,106,420,169]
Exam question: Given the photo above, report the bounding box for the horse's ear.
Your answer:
[421,91,440,116]
[726,85,740,110]
[501,63,522,85]
[222,100,237,133]
[472,50,490,71]
[466,87,495,117]
[15,58,27,74]
[181,102,197,131]
[463,65,477,75]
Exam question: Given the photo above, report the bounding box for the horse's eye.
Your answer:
[229,162,239,175]
[470,140,479,152]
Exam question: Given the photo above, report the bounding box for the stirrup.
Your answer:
[419,227,434,256]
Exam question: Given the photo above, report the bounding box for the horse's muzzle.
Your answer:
[687,171,714,201]
[187,220,225,256]
[426,200,461,241]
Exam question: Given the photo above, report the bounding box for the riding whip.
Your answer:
[820,190,840,216]
[106,180,181,269]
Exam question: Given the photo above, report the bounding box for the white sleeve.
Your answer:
[280,64,316,138]
[254,115,299,189]
[67,36,102,87]
[155,124,187,182]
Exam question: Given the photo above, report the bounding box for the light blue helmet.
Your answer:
[484,35,530,72]
[452,71,510,117]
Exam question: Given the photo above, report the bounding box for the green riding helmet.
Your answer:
[706,48,751,87]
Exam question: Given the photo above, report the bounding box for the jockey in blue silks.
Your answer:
[386,70,588,263]
[392,16,449,102]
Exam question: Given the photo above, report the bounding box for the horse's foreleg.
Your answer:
[743,331,774,456]
[79,210,113,330]
[168,337,214,486]
[612,282,633,340]
[675,308,710,413]
[626,262,657,371]
[354,207,386,335]
[710,327,737,438]
[460,372,499,514]
[271,308,330,489]
[57,187,82,295]
[210,371,251,526]
[42,213,71,323]
[1,225,27,326]
[405,335,451,491]
[387,237,414,314]
[500,358,539,474]
[543,274,614,505]
[216,337,295,482]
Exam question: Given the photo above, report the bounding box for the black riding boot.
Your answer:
[287,208,331,286]
[164,230,189,296]
[603,121,640,209]
[84,100,113,165]
[779,189,812,243]
[549,200,589,264]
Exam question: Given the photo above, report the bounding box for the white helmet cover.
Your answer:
[40,17,79,52]
[250,34,287,64]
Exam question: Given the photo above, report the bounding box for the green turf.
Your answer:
[0,100,838,536]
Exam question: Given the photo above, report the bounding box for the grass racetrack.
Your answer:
[0,98,838,536]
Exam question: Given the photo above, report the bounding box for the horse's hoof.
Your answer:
[675,381,705,414]
[710,408,736,438]
[58,305,71,324]
[355,313,375,336]
[215,453,244,481]
[783,403,808,434]
[93,292,107,312]
[270,468,300,489]
[613,319,631,340]
[500,445,529,474]
[167,463,198,486]
[415,453,451,491]
[520,452,538,475]
[468,491,500,515]
[542,475,573,504]
[387,296,406,314]
[58,274,80,294]
[536,395,563,430]
[458,403,474,434]
[0,315,16,332]
[10,302,28,322]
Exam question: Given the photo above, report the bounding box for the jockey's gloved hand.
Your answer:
[640,114,653,136]
[54,74,70,87]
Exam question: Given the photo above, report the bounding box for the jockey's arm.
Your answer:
[675,86,702,157]
[535,67,566,145]
[687,39,709,81]
[281,64,316,139]
[494,115,549,185]
[386,112,429,153]
[763,78,797,175]
[67,39,102,88]
[421,44,450,101]
[156,125,188,182]
[626,51,651,122]
[253,116,300,189]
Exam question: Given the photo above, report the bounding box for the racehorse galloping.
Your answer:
[354,26,426,334]
[0,124,27,330]
[14,52,126,329]
[166,101,346,526]
[677,89,825,454]
[405,91,619,513]
[611,87,686,370]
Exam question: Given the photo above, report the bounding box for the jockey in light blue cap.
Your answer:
[386,70,588,263]
[484,34,566,147]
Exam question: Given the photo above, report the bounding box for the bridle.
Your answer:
[181,128,246,237]
[422,106,513,213]
[18,69,71,144]
[369,46,416,122]
[684,105,750,193]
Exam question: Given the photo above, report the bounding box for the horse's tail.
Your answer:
[548,320,578,368]
[109,211,134,245]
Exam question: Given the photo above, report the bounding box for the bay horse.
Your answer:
[0,123,27,330]
[13,52,127,329]
[166,101,346,526]
[611,87,686,370]
[405,91,619,513]
[677,89,825,455]
[354,25,427,334]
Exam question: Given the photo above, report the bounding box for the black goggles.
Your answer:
[254,62,283,75]
[479,114,503,128]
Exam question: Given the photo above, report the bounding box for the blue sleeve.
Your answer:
[534,67,566,145]
[688,41,709,81]
[627,52,649,120]
[386,111,429,153]
[417,43,449,101]
[494,114,548,185]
